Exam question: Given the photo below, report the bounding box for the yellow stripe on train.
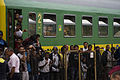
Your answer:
[0,0,6,40]
[42,43,120,52]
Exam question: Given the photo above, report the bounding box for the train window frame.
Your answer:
[28,12,36,37]
[43,13,57,38]
[113,17,120,38]
[98,16,108,37]
[64,14,76,38]
[82,16,93,37]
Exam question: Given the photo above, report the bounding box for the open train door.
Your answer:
[7,9,22,48]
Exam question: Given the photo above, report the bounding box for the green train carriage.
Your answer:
[1,0,120,50]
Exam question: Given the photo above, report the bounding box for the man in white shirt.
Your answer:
[17,46,29,80]
[38,52,51,80]
[49,46,61,80]
[5,48,20,80]
[83,42,88,51]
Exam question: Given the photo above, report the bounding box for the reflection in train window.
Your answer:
[98,17,108,37]
[43,14,56,37]
[113,18,120,37]
[29,12,36,36]
[64,15,75,37]
[82,16,92,37]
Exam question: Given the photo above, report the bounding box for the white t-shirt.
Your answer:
[38,58,51,73]
[17,53,27,71]
[52,53,59,66]
[52,53,60,72]
[8,53,20,73]
[15,29,23,37]
[83,48,88,51]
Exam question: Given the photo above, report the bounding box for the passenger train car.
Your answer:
[1,0,120,50]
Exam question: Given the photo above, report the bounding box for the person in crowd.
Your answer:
[17,46,29,80]
[18,15,23,27]
[15,13,19,27]
[81,57,88,80]
[49,46,61,80]
[95,46,102,80]
[67,45,74,80]
[33,34,44,53]
[38,52,52,80]
[15,38,23,53]
[114,47,120,65]
[6,48,20,80]
[70,45,74,50]
[60,45,69,80]
[111,47,117,66]
[102,45,112,80]
[69,45,79,80]
[14,23,26,39]
[29,45,38,80]
[109,65,120,80]
[0,48,9,80]
[0,31,8,51]
[86,44,94,80]
[83,42,88,51]
[81,42,88,69]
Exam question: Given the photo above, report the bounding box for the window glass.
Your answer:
[64,15,75,37]
[98,17,108,37]
[82,16,92,37]
[43,14,56,37]
[29,12,36,36]
[113,18,120,37]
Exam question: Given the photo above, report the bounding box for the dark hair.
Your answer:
[95,46,99,50]
[88,44,92,48]
[45,52,49,55]
[36,34,40,38]
[74,45,79,48]
[16,22,21,26]
[83,42,88,45]
[6,48,14,52]
[111,47,115,50]
[0,30,3,35]
[19,46,24,49]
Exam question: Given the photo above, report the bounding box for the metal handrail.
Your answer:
[64,50,97,80]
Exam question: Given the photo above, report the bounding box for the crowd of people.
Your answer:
[0,28,120,80]
[3,11,120,80]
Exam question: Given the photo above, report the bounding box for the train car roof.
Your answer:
[4,0,120,15]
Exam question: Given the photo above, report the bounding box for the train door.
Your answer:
[7,9,22,48]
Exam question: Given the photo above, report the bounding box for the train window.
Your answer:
[98,17,108,37]
[43,14,56,37]
[64,15,75,37]
[82,16,92,37]
[113,18,120,37]
[29,12,36,36]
